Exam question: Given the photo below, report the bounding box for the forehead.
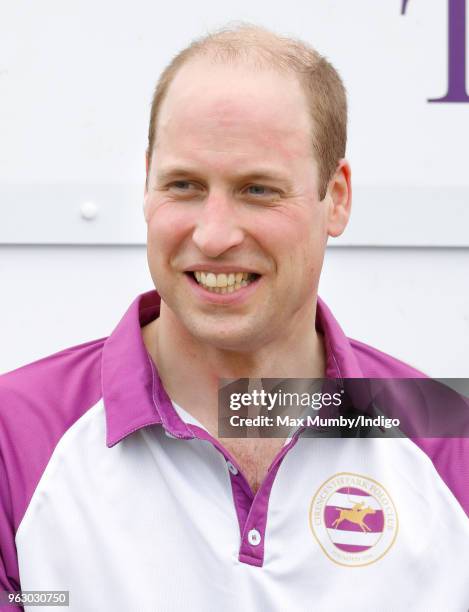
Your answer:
[154,58,313,164]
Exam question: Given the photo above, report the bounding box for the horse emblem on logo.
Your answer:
[309,473,398,567]
[331,501,376,532]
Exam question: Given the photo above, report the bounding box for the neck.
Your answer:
[142,299,326,433]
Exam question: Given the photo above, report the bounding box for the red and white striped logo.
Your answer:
[309,473,398,567]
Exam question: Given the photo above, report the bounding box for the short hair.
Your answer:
[146,22,347,200]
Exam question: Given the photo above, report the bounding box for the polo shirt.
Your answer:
[1,289,468,611]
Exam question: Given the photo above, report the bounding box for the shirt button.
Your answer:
[247,529,262,546]
[226,461,238,475]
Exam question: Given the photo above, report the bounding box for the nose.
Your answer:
[192,193,244,258]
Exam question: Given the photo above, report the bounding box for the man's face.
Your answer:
[144,58,332,351]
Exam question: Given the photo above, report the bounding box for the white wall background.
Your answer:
[1,0,468,376]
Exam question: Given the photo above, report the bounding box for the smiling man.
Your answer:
[140,38,350,488]
[1,22,468,612]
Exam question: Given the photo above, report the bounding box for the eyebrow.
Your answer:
[155,165,293,188]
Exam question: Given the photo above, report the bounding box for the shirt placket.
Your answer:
[187,426,303,567]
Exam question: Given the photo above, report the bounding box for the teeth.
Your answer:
[205,272,217,287]
[216,273,227,288]
[190,270,258,293]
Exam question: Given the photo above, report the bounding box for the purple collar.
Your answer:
[102,290,364,447]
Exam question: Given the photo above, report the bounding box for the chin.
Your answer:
[184,317,267,352]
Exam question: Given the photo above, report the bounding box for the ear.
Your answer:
[323,159,352,238]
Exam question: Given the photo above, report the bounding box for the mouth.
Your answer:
[185,271,261,294]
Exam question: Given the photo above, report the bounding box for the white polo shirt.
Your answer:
[1,289,468,611]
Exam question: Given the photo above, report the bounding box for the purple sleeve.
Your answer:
[0,338,105,605]
[0,447,23,611]
[351,337,469,516]
[413,436,469,517]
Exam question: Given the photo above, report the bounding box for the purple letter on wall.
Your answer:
[402,0,469,102]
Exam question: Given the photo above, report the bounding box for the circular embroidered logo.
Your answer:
[309,472,398,567]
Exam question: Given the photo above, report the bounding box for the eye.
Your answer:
[165,181,280,200]
[168,181,197,192]
[245,184,279,197]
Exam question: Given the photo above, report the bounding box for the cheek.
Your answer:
[261,206,325,255]
[265,210,326,281]
[146,199,194,252]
